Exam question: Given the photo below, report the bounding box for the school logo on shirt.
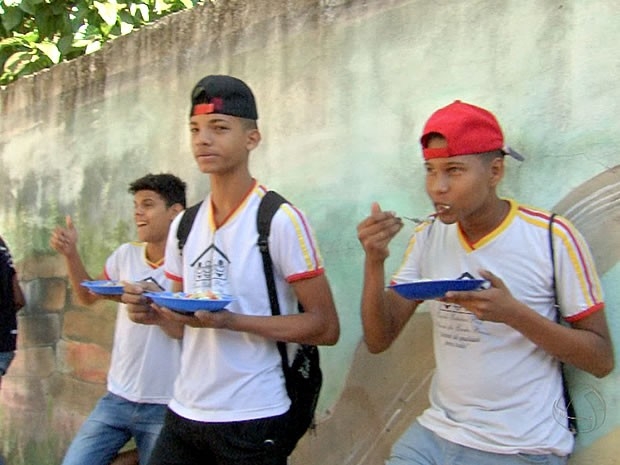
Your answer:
[436,272,488,349]
[190,244,231,294]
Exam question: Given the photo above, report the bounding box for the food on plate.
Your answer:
[174,290,223,300]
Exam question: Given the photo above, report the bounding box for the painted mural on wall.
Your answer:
[1,1,618,464]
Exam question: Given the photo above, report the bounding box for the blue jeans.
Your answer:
[0,351,15,376]
[388,421,568,465]
[62,392,167,465]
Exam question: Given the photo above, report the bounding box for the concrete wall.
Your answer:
[1,1,619,464]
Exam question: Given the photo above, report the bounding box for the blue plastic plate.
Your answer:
[81,280,124,295]
[144,291,235,313]
[389,279,487,300]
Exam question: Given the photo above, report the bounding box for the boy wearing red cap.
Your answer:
[123,75,340,465]
[357,101,613,464]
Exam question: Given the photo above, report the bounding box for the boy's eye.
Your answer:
[135,201,154,209]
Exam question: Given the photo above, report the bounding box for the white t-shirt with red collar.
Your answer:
[164,182,325,423]
[392,199,604,456]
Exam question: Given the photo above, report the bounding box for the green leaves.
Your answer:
[94,0,125,26]
[35,40,60,63]
[2,7,24,32]
[0,0,206,85]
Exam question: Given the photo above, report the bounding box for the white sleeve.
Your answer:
[104,244,125,281]
[552,216,605,321]
[164,212,184,282]
[267,203,325,282]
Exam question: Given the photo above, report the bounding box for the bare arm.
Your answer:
[361,258,419,353]
[49,215,109,305]
[357,202,418,353]
[444,269,614,377]
[511,305,613,378]
[226,273,340,345]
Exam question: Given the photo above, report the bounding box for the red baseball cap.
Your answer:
[420,100,524,161]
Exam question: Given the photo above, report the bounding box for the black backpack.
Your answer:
[0,238,19,352]
[177,191,322,454]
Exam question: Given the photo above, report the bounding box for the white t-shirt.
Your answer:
[164,182,325,422]
[392,200,604,456]
[104,242,181,404]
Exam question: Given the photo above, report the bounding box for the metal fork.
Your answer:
[402,215,436,225]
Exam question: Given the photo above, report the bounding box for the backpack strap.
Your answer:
[549,213,578,436]
[257,190,292,367]
[177,201,203,255]
[549,214,558,310]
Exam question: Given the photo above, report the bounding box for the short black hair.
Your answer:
[478,149,505,165]
[128,173,187,208]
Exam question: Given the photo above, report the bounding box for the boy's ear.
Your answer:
[170,203,185,218]
[246,128,261,151]
[490,156,505,187]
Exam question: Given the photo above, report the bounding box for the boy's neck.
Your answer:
[145,240,166,265]
[209,173,255,225]
[458,197,510,244]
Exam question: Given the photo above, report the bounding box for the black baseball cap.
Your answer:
[190,75,258,120]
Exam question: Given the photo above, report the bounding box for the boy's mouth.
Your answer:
[435,205,451,214]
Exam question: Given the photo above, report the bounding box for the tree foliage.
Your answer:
[0,0,207,85]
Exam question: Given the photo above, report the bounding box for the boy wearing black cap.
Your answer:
[124,75,340,464]
[357,101,613,464]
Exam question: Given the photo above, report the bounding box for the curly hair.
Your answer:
[128,173,187,208]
